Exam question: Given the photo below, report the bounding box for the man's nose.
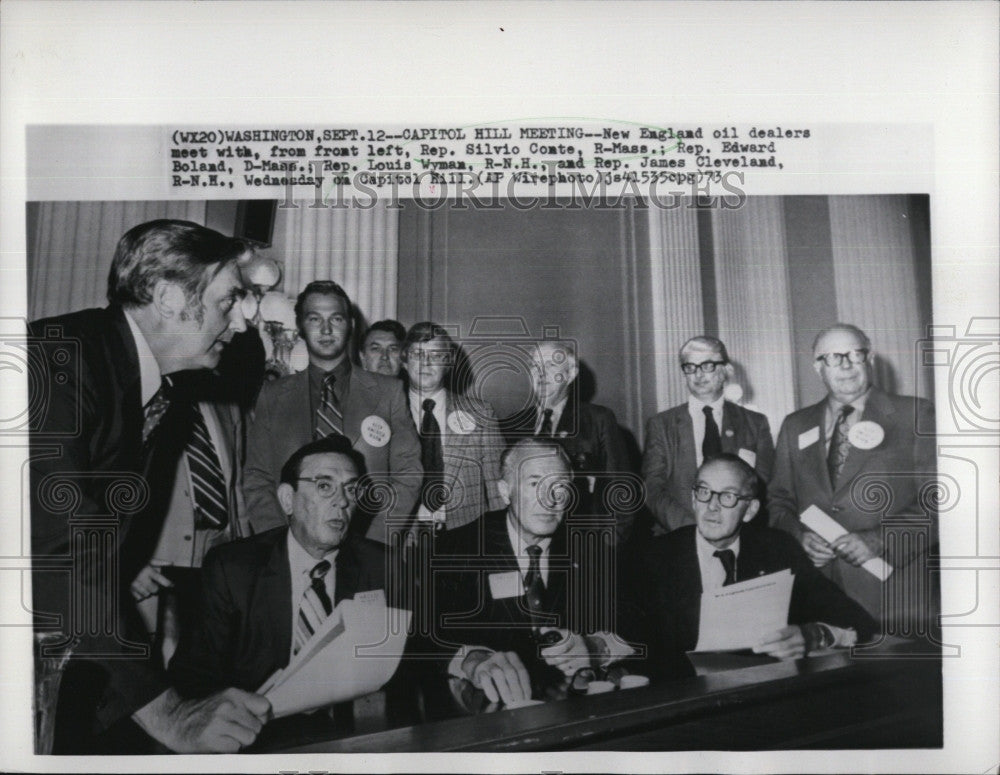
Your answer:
[228,302,247,333]
[320,318,333,334]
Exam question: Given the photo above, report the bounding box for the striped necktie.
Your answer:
[315,372,344,439]
[186,404,228,530]
[293,559,334,655]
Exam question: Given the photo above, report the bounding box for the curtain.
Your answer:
[28,201,208,320]
[275,200,399,327]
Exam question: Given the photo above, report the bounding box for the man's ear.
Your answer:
[497,478,511,506]
[152,280,187,320]
[277,482,295,517]
[812,358,824,377]
[742,498,761,523]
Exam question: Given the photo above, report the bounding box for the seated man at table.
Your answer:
[637,454,876,675]
[427,438,640,707]
[169,434,395,738]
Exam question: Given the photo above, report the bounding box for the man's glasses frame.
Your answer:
[692,485,754,509]
[814,349,869,368]
[681,360,727,375]
[296,476,359,501]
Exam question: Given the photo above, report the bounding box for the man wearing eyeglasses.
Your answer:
[642,336,774,534]
[636,455,875,674]
[768,323,936,624]
[244,280,421,543]
[169,434,394,742]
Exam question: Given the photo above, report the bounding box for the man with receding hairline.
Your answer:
[769,323,937,624]
[643,336,774,534]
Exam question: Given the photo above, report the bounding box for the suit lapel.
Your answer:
[258,532,293,664]
[334,539,362,605]
[340,368,366,448]
[675,409,698,483]
[720,401,743,453]
[834,389,892,496]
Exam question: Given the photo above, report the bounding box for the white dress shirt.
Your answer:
[695,529,741,591]
[286,531,339,659]
[535,396,569,436]
[687,394,726,468]
[823,388,871,453]
[409,387,448,434]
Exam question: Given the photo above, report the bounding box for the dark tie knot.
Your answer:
[310,559,332,581]
[838,404,855,421]
[526,544,542,559]
[703,405,714,417]
[422,398,436,413]
[713,548,737,585]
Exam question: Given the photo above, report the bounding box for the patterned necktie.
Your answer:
[141,376,172,445]
[419,398,445,511]
[314,372,344,439]
[538,408,554,437]
[293,559,334,655]
[713,549,737,586]
[827,405,855,488]
[186,404,228,530]
[702,405,722,461]
[524,544,546,624]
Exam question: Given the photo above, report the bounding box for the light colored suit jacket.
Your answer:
[413,391,504,531]
[243,366,422,543]
[643,401,774,533]
[768,387,937,622]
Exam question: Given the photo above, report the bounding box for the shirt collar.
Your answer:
[309,358,351,386]
[410,386,447,411]
[695,526,741,563]
[827,386,872,417]
[287,529,339,577]
[122,308,162,405]
[505,512,553,556]
[688,394,725,415]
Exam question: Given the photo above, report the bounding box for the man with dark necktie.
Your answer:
[427,439,637,708]
[635,455,876,676]
[643,336,775,534]
[402,321,504,532]
[768,323,937,625]
[243,281,421,543]
[501,340,633,543]
[169,435,394,742]
[28,219,270,752]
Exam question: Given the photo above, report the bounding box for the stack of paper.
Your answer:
[694,569,794,652]
[258,599,411,719]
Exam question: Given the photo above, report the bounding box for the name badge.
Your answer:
[848,420,885,450]
[488,571,522,600]
[353,589,386,606]
[798,426,820,450]
[737,448,757,468]
[361,415,391,447]
[447,410,476,435]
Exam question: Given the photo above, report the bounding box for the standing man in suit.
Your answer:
[169,435,393,737]
[769,324,937,625]
[402,321,504,532]
[360,319,406,377]
[643,336,774,534]
[29,219,270,752]
[502,340,633,543]
[243,281,421,543]
[429,439,638,707]
[638,455,876,676]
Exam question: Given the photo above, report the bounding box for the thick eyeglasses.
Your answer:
[692,485,753,508]
[409,349,452,365]
[681,361,727,374]
[297,477,359,501]
[815,349,869,367]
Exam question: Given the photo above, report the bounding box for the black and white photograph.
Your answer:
[1,2,997,773]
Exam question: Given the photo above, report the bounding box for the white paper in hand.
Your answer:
[694,569,793,652]
[260,600,411,719]
[799,505,893,581]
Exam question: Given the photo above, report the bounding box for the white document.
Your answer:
[259,600,411,719]
[800,505,894,581]
[694,569,794,652]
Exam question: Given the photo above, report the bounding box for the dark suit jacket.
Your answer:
[501,394,635,541]
[427,509,643,697]
[635,525,877,675]
[642,401,774,533]
[243,365,422,542]
[768,388,937,621]
[411,390,504,531]
[28,306,193,733]
[169,527,391,696]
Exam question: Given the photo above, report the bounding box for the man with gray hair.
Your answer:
[643,335,774,534]
[769,323,936,626]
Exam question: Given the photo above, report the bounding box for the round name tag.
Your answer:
[360,415,391,447]
[848,420,884,450]
[447,410,476,435]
